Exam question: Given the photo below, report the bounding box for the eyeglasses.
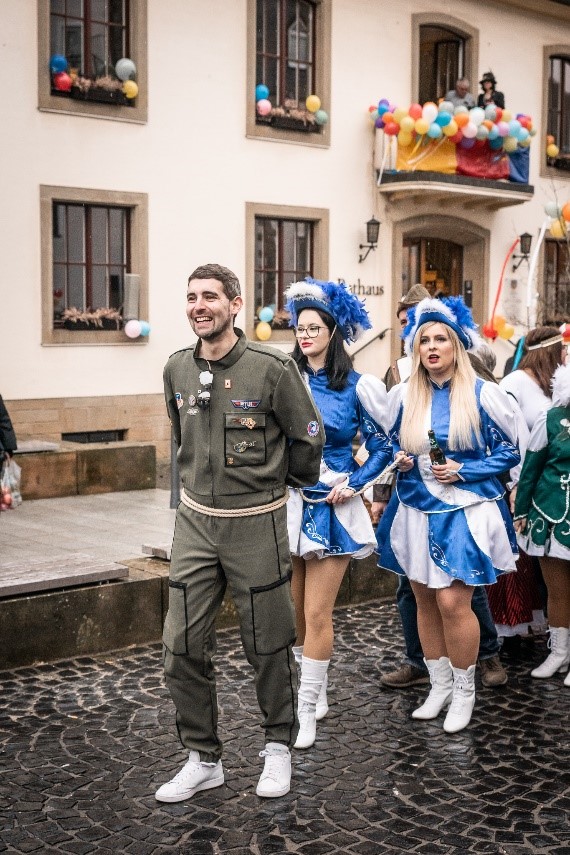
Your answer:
[295,324,325,339]
[197,370,213,409]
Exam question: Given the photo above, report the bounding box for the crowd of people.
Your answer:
[156,263,569,804]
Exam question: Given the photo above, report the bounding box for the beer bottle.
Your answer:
[428,429,446,464]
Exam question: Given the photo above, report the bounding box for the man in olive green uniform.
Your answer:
[156,264,323,803]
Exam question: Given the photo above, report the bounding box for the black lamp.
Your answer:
[358,217,381,263]
[512,232,533,272]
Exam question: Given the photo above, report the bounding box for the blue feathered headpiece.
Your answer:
[284,278,372,343]
[402,295,482,355]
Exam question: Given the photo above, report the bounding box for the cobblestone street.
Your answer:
[1,601,568,855]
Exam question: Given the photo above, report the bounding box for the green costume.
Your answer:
[515,401,570,558]
[163,330,324,762]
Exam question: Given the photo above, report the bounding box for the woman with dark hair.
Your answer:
[514,362,570,683]
[491,327,567,644]
[477,72,505,109]
[285,279,390,749]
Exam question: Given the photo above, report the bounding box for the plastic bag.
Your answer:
[1,456,22,509]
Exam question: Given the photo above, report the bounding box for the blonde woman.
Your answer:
[376,297,522,733]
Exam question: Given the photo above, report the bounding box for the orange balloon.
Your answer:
[382,112,393,123]
[562,201,570,222]
[493,315,506,330]
[482,120,493,130]
[546,134,555,144]
[455,113,469,128]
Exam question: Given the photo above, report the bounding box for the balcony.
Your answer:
[377,170,534,211]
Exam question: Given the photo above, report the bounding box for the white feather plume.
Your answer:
[551,362,570,407]
[285,281,326,302]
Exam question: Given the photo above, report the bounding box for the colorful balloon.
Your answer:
[442,120,458,137]
[125,319,142,338]
[256,98,272,116]
[408,103,422,120]
[384,121,400,136]
[499,324,515,340]
[545,201,561,218]
[255,83,270,101]
[550,218,566,239]
[393,107,407,123]
[399,115,415,133]
[115,58,136,81]
[53,72,72,92]
[454,112,469,128]
[139,321,151,336]
[503,136,518,153]
[397,130,413,146]
[469,107,485,126]
[258,306,274,323]
[422,102,438,123]
[562,201,570,221]
[306,94,321,113]
[547,143,560,158]
[435,111,452,127]
[122,80,138,99]
[50,54,68,73]
[255,321,272,341]
[427,122,443,139]
[315,109,328,126]
[462,122,478,139]
[439,101,454,114]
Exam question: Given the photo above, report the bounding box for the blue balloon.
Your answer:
[508,119,522,136]
[489,136,504,150]
[50,54,68,73]
[255,84,269,102]
[435,111,452,127]
[427,122,443,139]
[377,103,389,116]
[139,321,151,336]
[258,306,274,323]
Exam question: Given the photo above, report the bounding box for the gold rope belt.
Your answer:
[180,488,289,518]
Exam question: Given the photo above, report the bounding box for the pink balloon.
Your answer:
[462,122,478,139]
[497,121,510,138]
[256,98,272,117]
[125,319,142,338]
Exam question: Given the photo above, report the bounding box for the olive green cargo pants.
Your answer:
[163,502,299,763]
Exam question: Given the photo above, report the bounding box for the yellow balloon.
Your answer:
[393,107,407,123]
[499,324,515,340]
[399,115,415,133]
[519,137,531,148]
[123,80,138,99]
[550,218,567,239]
[503,136,518,153]
[501,109,512,123]
[547,143,560,158]
[414,118,429,135]
[398,130,413,147]
[305,94,321,113]
[255,321,272,341]
[442,119,458,137]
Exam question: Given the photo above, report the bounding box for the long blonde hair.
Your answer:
[400,322,482,454]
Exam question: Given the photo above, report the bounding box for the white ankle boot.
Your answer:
[443,664,476,734]
[293,646,328,721]
[412,657,453,720]
[294,656,329,749]
[564,668,570,687]
[531,627,570,678]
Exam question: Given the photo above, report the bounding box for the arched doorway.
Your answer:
[403,237,463,299]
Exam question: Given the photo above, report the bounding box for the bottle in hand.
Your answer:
[428,430,446,465]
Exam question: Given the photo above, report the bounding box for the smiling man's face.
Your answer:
[186,278,242,342]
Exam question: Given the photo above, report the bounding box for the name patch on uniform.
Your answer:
[188,395,197,406]
[175,393,183,409]
[307,420,320,437]
[231,399,261,410]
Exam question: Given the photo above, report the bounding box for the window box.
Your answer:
[61,309,124,331]
[256,112,320,134]
[68,85,131,107]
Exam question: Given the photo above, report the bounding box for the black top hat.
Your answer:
[479,71,497,87]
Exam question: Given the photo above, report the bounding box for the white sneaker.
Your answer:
[155,751,224,803]
[256,743,291,798]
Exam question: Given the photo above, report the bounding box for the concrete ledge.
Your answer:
[17,441,156,499]
[0,553,397,669]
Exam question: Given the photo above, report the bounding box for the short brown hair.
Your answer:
[187,264,241,300]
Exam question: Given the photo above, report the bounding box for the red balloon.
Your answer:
[409,103,422,120]
[384,121,400,136]
[494,108,502,122]
[450,131,463,144]
[482,323,498,340]
[53,71,72,91]
[475,138,487,148]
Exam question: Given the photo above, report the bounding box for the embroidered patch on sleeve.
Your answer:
[307,420,320,437]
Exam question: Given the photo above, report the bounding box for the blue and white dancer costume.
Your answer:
[287,367,390,559]
[376,297,522,589]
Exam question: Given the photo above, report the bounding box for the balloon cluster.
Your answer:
[482,314,515,341]
[545,199,570,239]
[49,54,138,99]
[546,134,559,159]
[370,98,535,153]
[255,84,328,125]
[124,319,151,339]
[255,305,275,341]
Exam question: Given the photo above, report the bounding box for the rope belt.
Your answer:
[180,488,289,517]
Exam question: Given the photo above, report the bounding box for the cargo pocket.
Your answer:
[224,413,267,467]
[162,581,189,655]
[250,574,296,656]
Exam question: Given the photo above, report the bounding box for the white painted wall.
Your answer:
[1,0,568,400]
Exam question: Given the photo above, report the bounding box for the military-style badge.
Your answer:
[232,417,256,429]
[307,420,320,437]
[224,379,232,389]
[187,407,199,415]
[188,395,197,406]
[233,440,256,453]
[175,393,183,409]
[231,399,261,410]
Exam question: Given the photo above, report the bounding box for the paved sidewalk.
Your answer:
[1,602,568,855]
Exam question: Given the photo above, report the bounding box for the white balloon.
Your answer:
[463,122,478,139]
[439,100,454,114]
[115,58,136,81]
[469,107,485,126]
[125,319,142,338]
[422,103,438,123]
